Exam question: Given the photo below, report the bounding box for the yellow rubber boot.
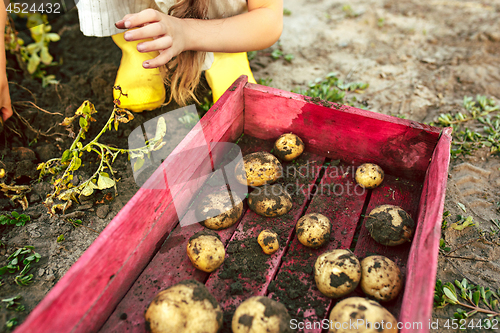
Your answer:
[111,32,166,112]
[205,52,257,103]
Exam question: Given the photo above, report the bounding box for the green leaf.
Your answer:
[70,157,82,172]
[61,150,71,163]
[11,212,19,219]
[472,290,480,306]
[97,174,115,190]
[79,117,88,129]
[444,286,458,304]
[57,235,64,243]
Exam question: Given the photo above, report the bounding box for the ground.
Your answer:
[0,0,499,331]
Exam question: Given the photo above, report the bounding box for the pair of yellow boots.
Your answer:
[112,32,256,112]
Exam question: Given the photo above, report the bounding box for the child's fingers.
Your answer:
[117,9,162,29]
[124,22,166,41]
[143,50,175,69]
[137,36,173,53]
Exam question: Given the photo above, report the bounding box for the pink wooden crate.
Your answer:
[16,76,451,333]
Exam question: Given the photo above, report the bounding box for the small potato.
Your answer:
[232,296,293,333]
[145,280,223,333]
[328,297,398,333]
[365,205,415,246]
[186,230,225,273]
[296,213,331,248]
[355,163,384,189]
[248,184,293,217]
[195,190,244,230]
[360,256,402,302]
[314,249,361,298]
[235,152,282,187]
[258,229,280,255]
[273,133,305,162]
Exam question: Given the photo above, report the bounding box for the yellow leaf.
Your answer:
[97,174,115,190]
[134,158,145,172]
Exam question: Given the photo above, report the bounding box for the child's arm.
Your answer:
[115,0,283,68]
[0,0,13,121]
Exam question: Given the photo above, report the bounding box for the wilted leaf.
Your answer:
[40,46,53,65]
[46,33,60,42]
[80,181,98,196]
[153,117,167,142]
[27,53,40,74]
[457,202,466,212]
[60,116,75,127]
[134,157,145,172]
[97,174,115,190]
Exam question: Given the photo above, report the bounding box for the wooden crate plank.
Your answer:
[99,184,245,333]
[100,134,273,332]
[204,152,326,318]
[243,83,440,182]
[351,173,424,319]
[400,128,451,333]
[268,162,368,333]
[16,77,248,333]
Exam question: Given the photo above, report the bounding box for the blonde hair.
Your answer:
[162,0,210,106]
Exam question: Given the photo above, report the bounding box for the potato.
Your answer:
[257,229,280,255]
[314,249,361,298]
[328,297,398,333]
[360,256,402,302]
[186,230,225,272]
[145,279,223,333]
[355,163,384,189]
[235,151,282,187]
[195,190,244,230]
[273,133,305,162]
[365,205,414,246]
[232,296,293,333]
[248,184,293,217]
[296,213,331,248]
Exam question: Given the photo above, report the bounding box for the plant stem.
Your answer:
[454,299,500,316]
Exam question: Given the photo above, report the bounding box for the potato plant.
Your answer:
[38,89,167,215]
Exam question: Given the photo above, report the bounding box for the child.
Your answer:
[76,0,283,111]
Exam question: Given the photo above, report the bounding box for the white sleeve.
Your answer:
[76,0,155,37]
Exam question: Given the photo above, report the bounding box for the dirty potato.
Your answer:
[257,229,280,255]
[145,280,223,333]
[273,133,305,162]
[295,213,331,248]
[360,256,403,302]
[365,205,415,246]
[232,296,293,333]
[314,249,361,298]
[235,152,282,187]
[355,163,384,189]
[195,190,244,230]
[186,230,225,273]
[329,297,398,333]
[248,184,293,217]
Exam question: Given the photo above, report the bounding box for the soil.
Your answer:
[0,0,499,331]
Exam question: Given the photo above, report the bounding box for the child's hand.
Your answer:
[115,9,186,69]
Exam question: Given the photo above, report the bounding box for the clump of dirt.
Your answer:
[218,237,270,292]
